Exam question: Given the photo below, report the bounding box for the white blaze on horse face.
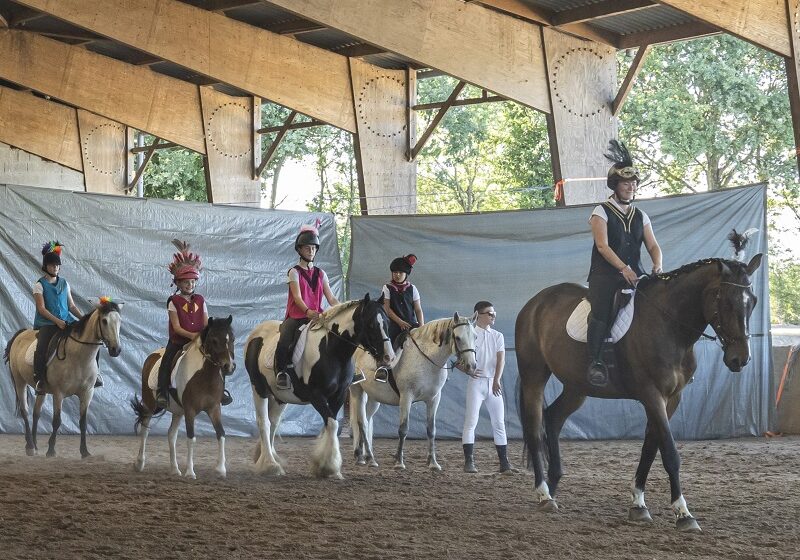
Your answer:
[534,481,553,503]
[102,311,123,355]
[377,314,394,363]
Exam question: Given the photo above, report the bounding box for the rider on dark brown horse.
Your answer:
[587,141,663,387]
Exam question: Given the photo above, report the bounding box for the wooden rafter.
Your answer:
[130,141,179,153]
[413,92,505,111]
[126,136,168,192]
[257,119,324,134]
[410,80,465,160]
[255,110,297,177]
[612,44,651,117]
[551,0,655,26]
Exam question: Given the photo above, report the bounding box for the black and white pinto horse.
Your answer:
[245,295,394,478]
[4,301,123,458]
[350,313,478,470]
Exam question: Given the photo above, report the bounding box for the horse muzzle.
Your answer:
[223,361,236,376]
[108,346,121,358]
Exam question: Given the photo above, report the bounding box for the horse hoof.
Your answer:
[25,448,35,457]
[256,462,285,476]
[46,449,56,458]
[171,468,182,477]
[133,460,145,472]
[676,516,702,532]
[81,451,91,459]
[428,463,442,472]
[215,469,227,479]
[368,460,379,468]
[537,499,559,513]
[628,506,653,523]
[394,462,406,470]
[184,472,197,480]
[356,458,366,466]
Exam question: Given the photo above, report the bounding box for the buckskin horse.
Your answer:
[349,313,477,470]
[4,300,123,458]
[131,316,235,479]
[516,233,762,532]
[244,294,393,478]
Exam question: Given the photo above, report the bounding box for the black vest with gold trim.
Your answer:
[589,200,645,279]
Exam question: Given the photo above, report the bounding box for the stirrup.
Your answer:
[351,371,366,385]
[220,389,233,406]
[275,371,293,391]
[374,366,390,383]
[587,361,608,387]
[34,379,46,396]
[94,374,104,388]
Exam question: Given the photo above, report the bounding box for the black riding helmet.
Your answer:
[604,139,640,190]
[390,254,417,275]
[41,241,63,272]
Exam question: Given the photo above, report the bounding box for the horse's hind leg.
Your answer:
[46,394,63,458]
[518,360,555,511]
[184,410,198,479]
[363,398,380,467]
[349,385,366,464]
[208,405,227,479]
[134,414,152,472]
[252,389,284,475]
[393,393,413,470]
[14,377,35,456]
[78,389,95,458]
[32,393,46,453]
[425,392,442,471]
[167,413,183,476]
[543,389,585,496]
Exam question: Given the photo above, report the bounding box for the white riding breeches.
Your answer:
[462,376,507,446]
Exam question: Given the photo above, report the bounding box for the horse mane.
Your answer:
[319,299,362,320]
[69,301,122,338]
[638,257,749,290]
[412,318,454,347]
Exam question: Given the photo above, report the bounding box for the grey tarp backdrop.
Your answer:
[348,184,771,440]
[0,184,344,437]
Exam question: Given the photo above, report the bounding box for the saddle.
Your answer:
[566,287,636,344]
[24,328,71,367]
[147,350,187,392]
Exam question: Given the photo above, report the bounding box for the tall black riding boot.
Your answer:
[463,443,477,473]
[496,444,513,473]
[586,318,609,387]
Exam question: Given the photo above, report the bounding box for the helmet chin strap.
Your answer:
[614,193,635,205]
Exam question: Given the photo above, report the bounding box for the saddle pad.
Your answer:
[291,323,310,368]
[24,339,56,367]
[566,292,636,343]
[147,353,186,391]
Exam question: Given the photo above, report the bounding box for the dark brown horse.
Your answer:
[515,251,762,532]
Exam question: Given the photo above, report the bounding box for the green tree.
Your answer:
[770,261,800,324]
[142,143,207,202]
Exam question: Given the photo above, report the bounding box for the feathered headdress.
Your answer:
[168,239,202,281]
[41,240,63,268]
[727,228,758,262]
[604,140,639,185]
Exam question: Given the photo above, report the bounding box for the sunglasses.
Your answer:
[479,311,497,317]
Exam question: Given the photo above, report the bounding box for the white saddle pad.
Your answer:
[146,353,186,392]
[566,291,636,343]
[24,339,55,367]
[292,323,310,368]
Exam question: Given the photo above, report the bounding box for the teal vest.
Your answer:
[34,276,70,328]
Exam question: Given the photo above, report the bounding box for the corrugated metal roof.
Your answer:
[590,6,696,36]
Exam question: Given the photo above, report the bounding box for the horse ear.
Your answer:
[208,317,214,327]
[454,311,460,323]
[363,292,371,303]
[746,253,763,276]
[377,293,386,305]
[226,315,233,325]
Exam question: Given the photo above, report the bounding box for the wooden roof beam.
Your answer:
[617,21,720,49]
[263,0,552,113]
[612,44,651,116]
[654,0,791,57]
[15,0,357,132]
[0,30,206,153]
[551,0,657,26]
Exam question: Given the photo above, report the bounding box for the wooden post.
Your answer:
[543,28,617,206]
[77,110,128,195]
[349,59,417,215]
[200,88,261,206]
[785,0,800,178]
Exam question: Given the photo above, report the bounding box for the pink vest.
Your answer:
[169,293,206,344]
[286,265,324,319]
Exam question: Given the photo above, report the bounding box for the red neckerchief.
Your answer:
[389,280,410,293]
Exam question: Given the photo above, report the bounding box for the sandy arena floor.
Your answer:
[0,432,798,559]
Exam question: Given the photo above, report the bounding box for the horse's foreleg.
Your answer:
[15,379,35,456]
[184,411,197,479]
[167,413,183,476]
[208,405,227,479]
[32,393,46,453]
[308,396,342,479]
[631,394,682,524]
[349,385,366,464]
[78,390,95,459]
[46,394,63,458]
[252,388,284,475]
[426,392,442,471]
[134,413,152,472]
[542,389,585,496]
[641,392,700,532]
[394,394,413,470]
[364,398,380,467]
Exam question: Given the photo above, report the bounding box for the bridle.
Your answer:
[58,310,115,359]
[198,329,235,372]
[707,280,753,349]
[315,303,391,360]
[408,320,476,370]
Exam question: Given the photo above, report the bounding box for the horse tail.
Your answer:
[130,395,164,434]
[245,336,269,399]
[3,328,26,364]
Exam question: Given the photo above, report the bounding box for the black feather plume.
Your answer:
[604,140,633,168]
[727,228,758,261]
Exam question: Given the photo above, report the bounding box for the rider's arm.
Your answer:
[34,293,65,327]
[643,223,663,273]
[413,300,424,327]
[169,309,199,340]
[321,273,339,306]
[66,285,82,319]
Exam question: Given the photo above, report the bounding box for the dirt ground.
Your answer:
[0,431,798,560]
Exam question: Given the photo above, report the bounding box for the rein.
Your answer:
[315,305,391,358]
[407,321,475,370]
[56,314,108,360]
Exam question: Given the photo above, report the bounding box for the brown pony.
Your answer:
[131,316,235,479]
[515,250,762,532]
